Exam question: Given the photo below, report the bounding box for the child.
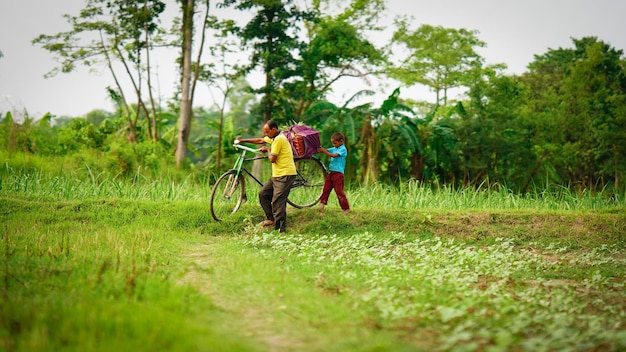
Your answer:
[317,132,351,213]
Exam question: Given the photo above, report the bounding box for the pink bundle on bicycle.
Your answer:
[281,124,321,159]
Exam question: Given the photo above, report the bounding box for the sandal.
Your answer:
[259,220,274,227]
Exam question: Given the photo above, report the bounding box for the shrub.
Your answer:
[105,141,138,177]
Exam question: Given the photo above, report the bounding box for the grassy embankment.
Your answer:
[1,159,625,351]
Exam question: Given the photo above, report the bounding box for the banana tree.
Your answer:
[361,88,422,184]
[303,89,375,183]
[306,88,423,185]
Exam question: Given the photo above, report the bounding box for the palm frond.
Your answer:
[342,89,376,108]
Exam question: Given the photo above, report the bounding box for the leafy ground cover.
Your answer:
[1,194,625,351]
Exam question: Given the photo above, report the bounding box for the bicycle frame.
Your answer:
[230,142,266,187]
[230,142,327,189]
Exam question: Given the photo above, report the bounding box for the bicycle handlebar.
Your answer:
[233,140,264,154]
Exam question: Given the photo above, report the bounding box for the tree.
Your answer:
[523,37,626,191]
[361,88,421,184]
[198,16,246,173]
[290,0,386,119]
[389,21,486,106]
[303,89,376,183]
[306,88,421,185]
[174,0,217,168]
[33,0,166,143]
[564,38,626,190]
[85,109,114,126]
[175,0,195,168]
[221,0,314,123]
[383,22,496,186]
[462,71,535,191]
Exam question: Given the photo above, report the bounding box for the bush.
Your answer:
[105,141,138,177]
[58,118,106,154]
[133,140,171,172]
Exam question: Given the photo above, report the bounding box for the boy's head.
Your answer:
[331,132,344,147]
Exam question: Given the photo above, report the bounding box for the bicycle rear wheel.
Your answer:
[210,170,246,221]
[288,157,327,208]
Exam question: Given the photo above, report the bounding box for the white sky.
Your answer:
[1,0,625,118]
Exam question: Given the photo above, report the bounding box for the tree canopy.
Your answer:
[15,2,626,193]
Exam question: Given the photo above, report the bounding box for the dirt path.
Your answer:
[180,243,304,352]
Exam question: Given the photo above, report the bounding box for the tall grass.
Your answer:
[350,181,624,211]
[1,160,213,202]
[2,160,624,210]
[0,198,255,351]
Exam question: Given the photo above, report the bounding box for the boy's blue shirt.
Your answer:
[327,144,347,173]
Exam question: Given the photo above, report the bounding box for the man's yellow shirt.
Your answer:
[264,134,297,177]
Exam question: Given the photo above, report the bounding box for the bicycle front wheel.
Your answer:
[210,170,246,221]
[288,157,327,208]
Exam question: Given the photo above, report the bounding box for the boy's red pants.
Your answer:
[320,172,350,210]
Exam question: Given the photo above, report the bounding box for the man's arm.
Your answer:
[237,137,265,144]
[267,137,283,163]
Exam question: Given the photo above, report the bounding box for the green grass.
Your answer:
[1,198,257,351]
[1,164,626,351]
[3,152,625,211]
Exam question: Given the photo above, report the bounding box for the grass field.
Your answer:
[1,164,625,351]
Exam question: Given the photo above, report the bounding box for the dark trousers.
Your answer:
[320,172,350,210]
[259,175,296,232]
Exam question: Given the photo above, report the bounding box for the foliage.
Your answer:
[0,131,185,185]
[462,71,535,190]
[32,0,168,142]
[291,0,386,119]
[196,14,248,173]
[522,37,626,191]
[220,0,386,125]
[389,21,487,105]
[244,229,626,351]
[221,0,315,122]
[303,89,374,182]
[2,159,624,213]
[26,0,626,193]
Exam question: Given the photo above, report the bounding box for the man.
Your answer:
[237,120,297,232]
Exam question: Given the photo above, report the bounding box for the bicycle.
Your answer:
[210,140,328,221]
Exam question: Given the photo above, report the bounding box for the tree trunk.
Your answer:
[359,114,378,185]
[144,27,158,140]
[175,0,194,168]
[216,108,224,173]
[263,71,273,122]
[128,122,138,143]
[410,152,424,181]
[100,30,134,142]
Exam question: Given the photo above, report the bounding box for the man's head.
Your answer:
[263,120,280,138]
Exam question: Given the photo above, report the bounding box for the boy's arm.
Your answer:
[317,147,339,158]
